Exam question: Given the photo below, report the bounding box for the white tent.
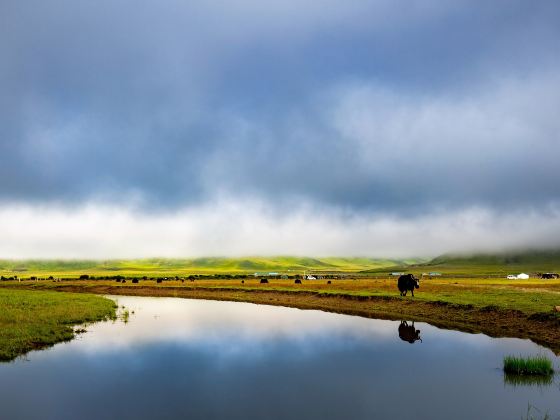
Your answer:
[516,273,529,280]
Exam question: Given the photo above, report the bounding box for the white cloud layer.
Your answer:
[1,200,559,259]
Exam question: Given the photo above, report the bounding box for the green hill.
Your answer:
[426,249,560,274]
[3,251,557,278]
[0,256,418,277]
[363,249,560,276]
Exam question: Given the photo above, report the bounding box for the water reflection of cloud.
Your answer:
[68,296,399,355]
[50,296,558,364]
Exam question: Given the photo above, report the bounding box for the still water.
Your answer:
[1,296,558,420]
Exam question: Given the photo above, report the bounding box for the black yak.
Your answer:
[398,321,422,343]
[398,274,420,297]
[295,279,302,284]
[260,278,269,284]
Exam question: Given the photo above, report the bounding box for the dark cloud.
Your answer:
[1,0,559,215]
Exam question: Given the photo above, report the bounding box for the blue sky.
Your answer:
[1,0,559,258]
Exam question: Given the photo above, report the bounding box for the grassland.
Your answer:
[0,288,116,361]
[1,250,559,279]
[0,256,422,278]
[370,249,560,276]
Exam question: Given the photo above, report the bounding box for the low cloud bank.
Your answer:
[1,200,559,259]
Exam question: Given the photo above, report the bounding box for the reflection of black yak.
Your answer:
[398,274,420,297]
[398,321,422,344]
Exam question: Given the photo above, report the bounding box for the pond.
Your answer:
[0,296,558,420]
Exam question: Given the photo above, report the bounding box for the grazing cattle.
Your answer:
[294,279,302,284]
[327,280,332,284]
[398,321,422,344]
[79,274,90,280]
[241,280,245,284]
[397,274,420,297]
[132,279,139,284]
[541,273,560,279]
[260,278,269,284]
[156,278,163,284]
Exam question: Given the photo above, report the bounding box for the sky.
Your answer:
[1,0,559,259]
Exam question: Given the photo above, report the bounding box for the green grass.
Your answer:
[2,249,559,278]
[0,288,117,361]
[503,355,554,375]
[368,249,560,276]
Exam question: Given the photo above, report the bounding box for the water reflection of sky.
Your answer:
[0,296,558,420]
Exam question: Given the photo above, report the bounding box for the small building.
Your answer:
[516,273,530,280]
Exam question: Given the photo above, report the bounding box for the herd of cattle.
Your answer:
[4,271,559,300]
[102,273,424,297]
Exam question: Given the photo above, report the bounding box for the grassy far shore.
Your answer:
[2,276,560,355]
[0,288,117,361]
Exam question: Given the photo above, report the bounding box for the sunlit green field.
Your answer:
[0,288,116,361]
[374,250,560,276]
[1,250,559,278]
[0,256,422,278]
